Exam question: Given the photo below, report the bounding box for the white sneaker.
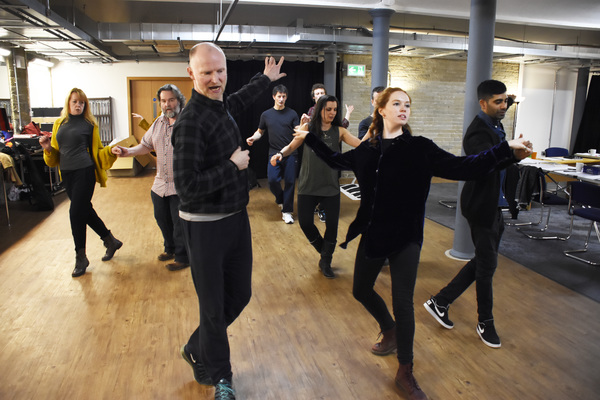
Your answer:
[282,212,294,224]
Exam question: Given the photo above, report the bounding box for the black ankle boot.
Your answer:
[309,235,324,254]
[318,240,336,279]
[101,231,123,261]
[72,249,89,277]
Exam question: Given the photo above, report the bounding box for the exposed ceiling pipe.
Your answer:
[214,0,239,43]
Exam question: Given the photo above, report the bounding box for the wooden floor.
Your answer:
[1,170,599,400]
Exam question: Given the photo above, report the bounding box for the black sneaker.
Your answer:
[180,344,213,385]
[318,209,326,222]
[215,378,236,400]
[423,296,454,329]
[477,319,501,348]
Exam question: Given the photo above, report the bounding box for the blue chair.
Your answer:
[544,147,569,157]
[517,168,570,239]
[564,181,600,265]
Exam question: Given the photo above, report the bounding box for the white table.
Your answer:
[520,158,600,185]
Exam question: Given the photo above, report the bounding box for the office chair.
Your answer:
[563,181,600,266]
[544,147,569,157]
[517,168,570,239]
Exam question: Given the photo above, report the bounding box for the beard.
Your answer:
[163,104,180,119]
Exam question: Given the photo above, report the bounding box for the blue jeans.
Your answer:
[267,154,297,213]
[150,191,188,263]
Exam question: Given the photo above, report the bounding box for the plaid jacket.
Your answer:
[172,73,271,214]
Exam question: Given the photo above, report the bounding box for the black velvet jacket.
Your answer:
[303,130,515,258]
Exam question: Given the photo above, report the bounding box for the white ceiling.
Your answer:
[0,0,599,68]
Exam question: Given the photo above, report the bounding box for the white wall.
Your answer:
[49,60,190,142]
[27,63,53,108]
[516,64,577,154]
[0,65,9,98]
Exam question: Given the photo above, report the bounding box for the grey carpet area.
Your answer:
[425,182,600,303]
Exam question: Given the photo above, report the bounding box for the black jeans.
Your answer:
[436,209,504,321]
[297,193,340,244]
[61,165,110,251]
[150,191,188,263]
[182,209,252,383]
[352,237,422,364]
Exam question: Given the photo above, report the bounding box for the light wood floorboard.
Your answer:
[0,170,599,399]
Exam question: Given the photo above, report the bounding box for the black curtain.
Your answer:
[573,75,600,153]
[226,60,324,178]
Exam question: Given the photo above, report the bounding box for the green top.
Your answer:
[297,125,340,196]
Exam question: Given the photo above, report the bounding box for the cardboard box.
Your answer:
[109,157,144,177]
[108,136,147,176]
[109,135,152,168]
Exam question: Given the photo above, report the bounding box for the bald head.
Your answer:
[187,42,228,101]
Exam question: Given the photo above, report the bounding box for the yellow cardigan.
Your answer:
[43,116,117,187]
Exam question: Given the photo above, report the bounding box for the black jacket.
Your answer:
[460,115,518,226]
[304,130,514,258]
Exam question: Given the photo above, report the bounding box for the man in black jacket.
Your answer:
[424,80,525,349]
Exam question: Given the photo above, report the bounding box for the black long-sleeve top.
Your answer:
[303,130,515,258]
[172,73,271,214]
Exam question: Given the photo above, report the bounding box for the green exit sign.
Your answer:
[347,64,366,77]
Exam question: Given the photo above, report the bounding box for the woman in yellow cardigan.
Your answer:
[39,88,122,277]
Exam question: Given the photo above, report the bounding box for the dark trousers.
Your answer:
[297,193,340,244]
[182,209,253,383]
[436,209,504,321]
[62,165,110,251]
[352,237,422,364]
[150,191,188,263]
[267,154,297,213]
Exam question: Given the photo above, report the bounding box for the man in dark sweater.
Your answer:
[172,42,285,400]
[425,80,522,349]
[358,86,385,140]
[246,85,299,224]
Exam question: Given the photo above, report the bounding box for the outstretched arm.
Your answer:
[246,129,264,146]
[339,127,361,148]
[263,56,286,82]
[111,143,151,157]
[270,123,307,166]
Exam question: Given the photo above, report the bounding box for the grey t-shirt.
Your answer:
[297,125,340,196]
[56,114,94,171]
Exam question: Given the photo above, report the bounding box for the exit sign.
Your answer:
[347,64,366,77]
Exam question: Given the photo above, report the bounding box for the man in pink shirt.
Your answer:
[112,84,189,271]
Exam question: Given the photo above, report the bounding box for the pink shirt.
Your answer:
[141,115,176,197]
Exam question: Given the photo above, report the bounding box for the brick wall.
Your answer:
[341,54,520,156]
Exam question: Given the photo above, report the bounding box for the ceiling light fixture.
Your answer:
[30,58,54,68]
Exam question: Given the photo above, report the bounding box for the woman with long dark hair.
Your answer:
[294,87,531,399]
[271,95,361,278]
[39,88,122,277]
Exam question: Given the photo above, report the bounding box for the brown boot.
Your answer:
[72,249,89,277]
[395,362,428,400]
[371,327,397,355]
[101,231,122,261]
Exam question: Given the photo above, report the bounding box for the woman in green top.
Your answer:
[271,95,361,278]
